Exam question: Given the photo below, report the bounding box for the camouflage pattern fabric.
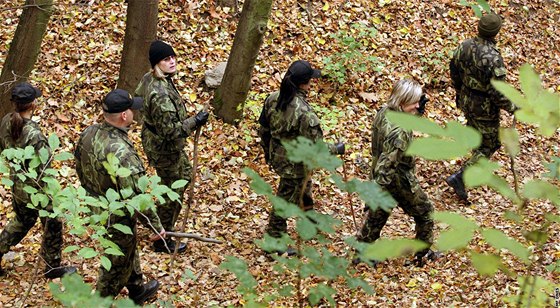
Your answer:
[450,36,516,165]
[0,114,63,269]
[358,106,434,249]
[74,121,162,297]
[135,73,196,231]
[259,89,335,237]
[265,177,313,238]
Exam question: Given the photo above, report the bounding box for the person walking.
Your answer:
[355,79,437,267]
[0,82,77,278]
[258,60,345,255]
[135,40,209,253]
[447,13,517,201]
[74,89,165,304]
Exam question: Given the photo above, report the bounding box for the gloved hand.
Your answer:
[195,110,209,127]
[334,142,345,155]
[417,94,429,115]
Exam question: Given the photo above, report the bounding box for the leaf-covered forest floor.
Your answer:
[0,0,559,306]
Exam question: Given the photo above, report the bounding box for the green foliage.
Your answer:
[433,212,477,251]
[322,23,384,84]
[386,111,481,160]
[459,0,491,17]
[492,64,560,137]
[49,273,146,307]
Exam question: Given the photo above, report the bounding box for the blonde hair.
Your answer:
[386,79,422,111]
[151,65,167,79]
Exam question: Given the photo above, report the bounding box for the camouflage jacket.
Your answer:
[450,36,516,121]
[0,113,51,203]
[258,90,335,179]
[135,73,197,157]
[74,121,163,231]
[371,106,417,187]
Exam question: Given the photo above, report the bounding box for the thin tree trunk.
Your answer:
[117,0,158,96]
[213,0,273,124]
[0,0,54,119]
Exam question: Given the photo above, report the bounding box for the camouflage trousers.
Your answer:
[149,150,192,232]
[358,178,434,250]
[266,177,313,238]
[464,116,501,168]
[97,215,144,297]
[0,198,62,268]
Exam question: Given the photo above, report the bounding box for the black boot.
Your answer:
[351,256,379,267]
[44,266,77,279]
[405,249,443,267]
[152,239,187,254]
[446,170,468,201]
[128,280,160,305]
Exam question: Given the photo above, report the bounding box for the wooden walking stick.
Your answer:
[170,102,211,269]
[335,134,359,234]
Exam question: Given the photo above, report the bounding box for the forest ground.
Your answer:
[0,0,559,307]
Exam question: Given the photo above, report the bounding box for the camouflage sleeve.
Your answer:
[258,96,272,162]
[299,111,324,143]
[489,58,516,114]
[450,47,463,91]
[29,129,52,171]
[151,92,194,139]
[374,128,410,186]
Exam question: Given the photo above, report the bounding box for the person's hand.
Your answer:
[334,142,345,155]
[150,228,165,242]
[417,94,429,115]
[195,110,209,127]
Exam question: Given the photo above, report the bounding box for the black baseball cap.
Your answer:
[11,82,42,104]
[102,89,143,113]
[287,60,321,85]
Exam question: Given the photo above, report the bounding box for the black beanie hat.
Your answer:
[149,40,176,68]
[478,13,502,38]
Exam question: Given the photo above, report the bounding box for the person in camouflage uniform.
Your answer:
[355,79,438,267]
[0,82,76,278]
[135,40,209,253]
[258,60,344,255]
[447,13,517,201]
[74,89,165,305]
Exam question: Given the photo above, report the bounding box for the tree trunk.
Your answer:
[213,0,273,125]
[0,0,54,119]
[117,0,158,94]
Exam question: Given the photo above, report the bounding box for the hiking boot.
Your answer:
[446,171,468,201]
[405,249,443,267]
[152,239,187,254]
[44,266,77,279]
[129,280,160,305]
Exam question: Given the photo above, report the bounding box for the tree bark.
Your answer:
[117,0,158,95]
[213,0,273,124]
[0,0,54,119]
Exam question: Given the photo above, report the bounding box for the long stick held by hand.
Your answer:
[170,102,210,270]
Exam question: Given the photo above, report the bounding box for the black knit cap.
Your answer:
[11,82,42,104]
[287,60,321,86]
[478,13,502,38]
[149,40,176,68]
[102,89,143,113]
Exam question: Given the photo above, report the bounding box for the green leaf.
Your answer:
[499,128,520,157]
[296,218,317,240]
[464,159,520,203]
[78,247,98,259]
[48,134,60,150]
[171,179,188,189]
[481,228,530,263]
[39,147,50,164]
[386,111,481,160]
[219,256,257,292]
[62,245,80,253]
[433,211,478,251]
[519,63,543,101]
[53,152,74,161]
[361,238,428,261]
[341,177,396,212]
[283,137,342,172]
[112,223,133,235]
[137,175,150,192]
[100,256,112,271]
[244,168,274,196]
[116,167,131,178]
[522,179,560,206]
[1,177,13,187]
[308,284,336,306]
[470,251,502,276]
[544,157,560,179]
[105,247,124,256]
